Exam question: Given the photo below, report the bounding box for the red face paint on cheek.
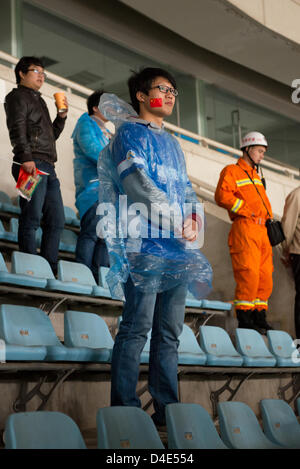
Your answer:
[150,98,163,108]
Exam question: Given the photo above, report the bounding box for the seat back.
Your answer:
[58,260,96,286]
[235,328,275,358]
[97,406,164,449]
[9,217,19,234]
[166,403,227,449]
[5,411,86,449]
[218,401,280,449]
[178,324,206,355]
[64,310,114,349]
[0,252,8,272]
[60,229,77,249]
[99,266,109,289]
[0,304,61,346]
[64,206,77,222]
[199,326,240,356]
[267,330,300,360]
[11,251,54,279]
[260,399,300,448]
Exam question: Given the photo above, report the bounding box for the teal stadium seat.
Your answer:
[10,218,41,246]
[64,310,114,362]
[59,229,77,253]
[0,304,91,362]
[97,406,164,449]
[166,403,228,449]
[199,326,243,366]
[0,252,48,291]
[201,299,232,312]
[140,324,207,365]
[185,291,202,308]
[235,328,277,367]
[97,266,112,298]
[64,206,80,227]
[260,399,300,449]
[0,191,20,215]
[47,260,94,295]
[267,330,300,367]
[11,251,50,288]
[0,219,17,242]
[4,411,86,449]
[218,401,282,449]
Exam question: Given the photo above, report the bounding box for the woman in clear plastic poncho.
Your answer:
[97,93,213,300]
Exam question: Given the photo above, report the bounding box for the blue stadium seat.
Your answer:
[0,304,91,362]
[0,252,49,291]
[11,251,53,288]
[218,401,282,449]
[260,399,300,449]
[267,330,300,367]
[47,260,94,295]
[59,229,77,253]
[0,219,17,242]
[235,328,277,367]
[10,218,41,245]
[97,406,164,449]
[64,310,114,362]
[199,326,243,366]
[166,403,228,449]
[4,411,87,449]
[0,191,20,215]
[185,291,202,308]
[140,324,207,365]
[64,206,80,227]
[201,300,232,311]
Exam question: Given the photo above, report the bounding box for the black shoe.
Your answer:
[236,309,265,334]
[253,309,273,333]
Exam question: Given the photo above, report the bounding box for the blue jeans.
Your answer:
[75,201,109,283]
[12,160,65,274]
[111,276,187,425]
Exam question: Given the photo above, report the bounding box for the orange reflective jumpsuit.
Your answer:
[215,158,273,312]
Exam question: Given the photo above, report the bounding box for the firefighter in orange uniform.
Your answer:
[215,132,273,334]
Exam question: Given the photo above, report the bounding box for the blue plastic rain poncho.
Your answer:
[97,94,212,300]
[72,112,111,219]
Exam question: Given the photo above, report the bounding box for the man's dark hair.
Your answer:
[128,67,177,114]
[87,89,104,115]
[15,56,44,84]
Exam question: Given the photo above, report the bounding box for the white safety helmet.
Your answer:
[240,132,268,150]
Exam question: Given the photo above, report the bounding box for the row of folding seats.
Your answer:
[0,219,77,253]
[0,191,80,228]
[5,398,300,449]
[0,303,298,367]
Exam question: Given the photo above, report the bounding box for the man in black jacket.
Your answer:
[5,56,68,274]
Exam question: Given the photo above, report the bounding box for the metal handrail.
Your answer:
[0,50,298,179]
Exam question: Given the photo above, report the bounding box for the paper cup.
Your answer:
[54,92,67,113]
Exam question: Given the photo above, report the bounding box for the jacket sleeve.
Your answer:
[281,190,299,251]
[75,119,107,162]
[4,93,33,163]
[52,114,66,140]
[215,166,253,217]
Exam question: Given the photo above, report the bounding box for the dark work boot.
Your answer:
[236,309,265,334]
[253,309,273,334]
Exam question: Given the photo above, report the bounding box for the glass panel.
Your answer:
[0,0,12,55]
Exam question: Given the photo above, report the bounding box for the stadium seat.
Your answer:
[235,328,277,367]
[0,304,91,362]
[0,252,49,293]
[199,326,243,366]
[64,206,80,227]
[260,399,300,449]
[166,403,228,449]
[64,310,114,362]
[97,406,164,449]
[4,411,86,449]
[47,260,94,295]
[10,251,50,288]
[0,219,17,242]
[0,191,20,215]
[59,229,77,253]
[267,330,300,367]
[218,401,282,449]
[201,299,232,312]
[10,218,41,246]
[185,291,202,308]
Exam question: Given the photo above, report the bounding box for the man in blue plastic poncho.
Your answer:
[97,68,212,427]
[72,90,111,283]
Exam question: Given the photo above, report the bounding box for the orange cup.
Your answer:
[54,92,67,113]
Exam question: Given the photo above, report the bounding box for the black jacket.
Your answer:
[4,85,66,165]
